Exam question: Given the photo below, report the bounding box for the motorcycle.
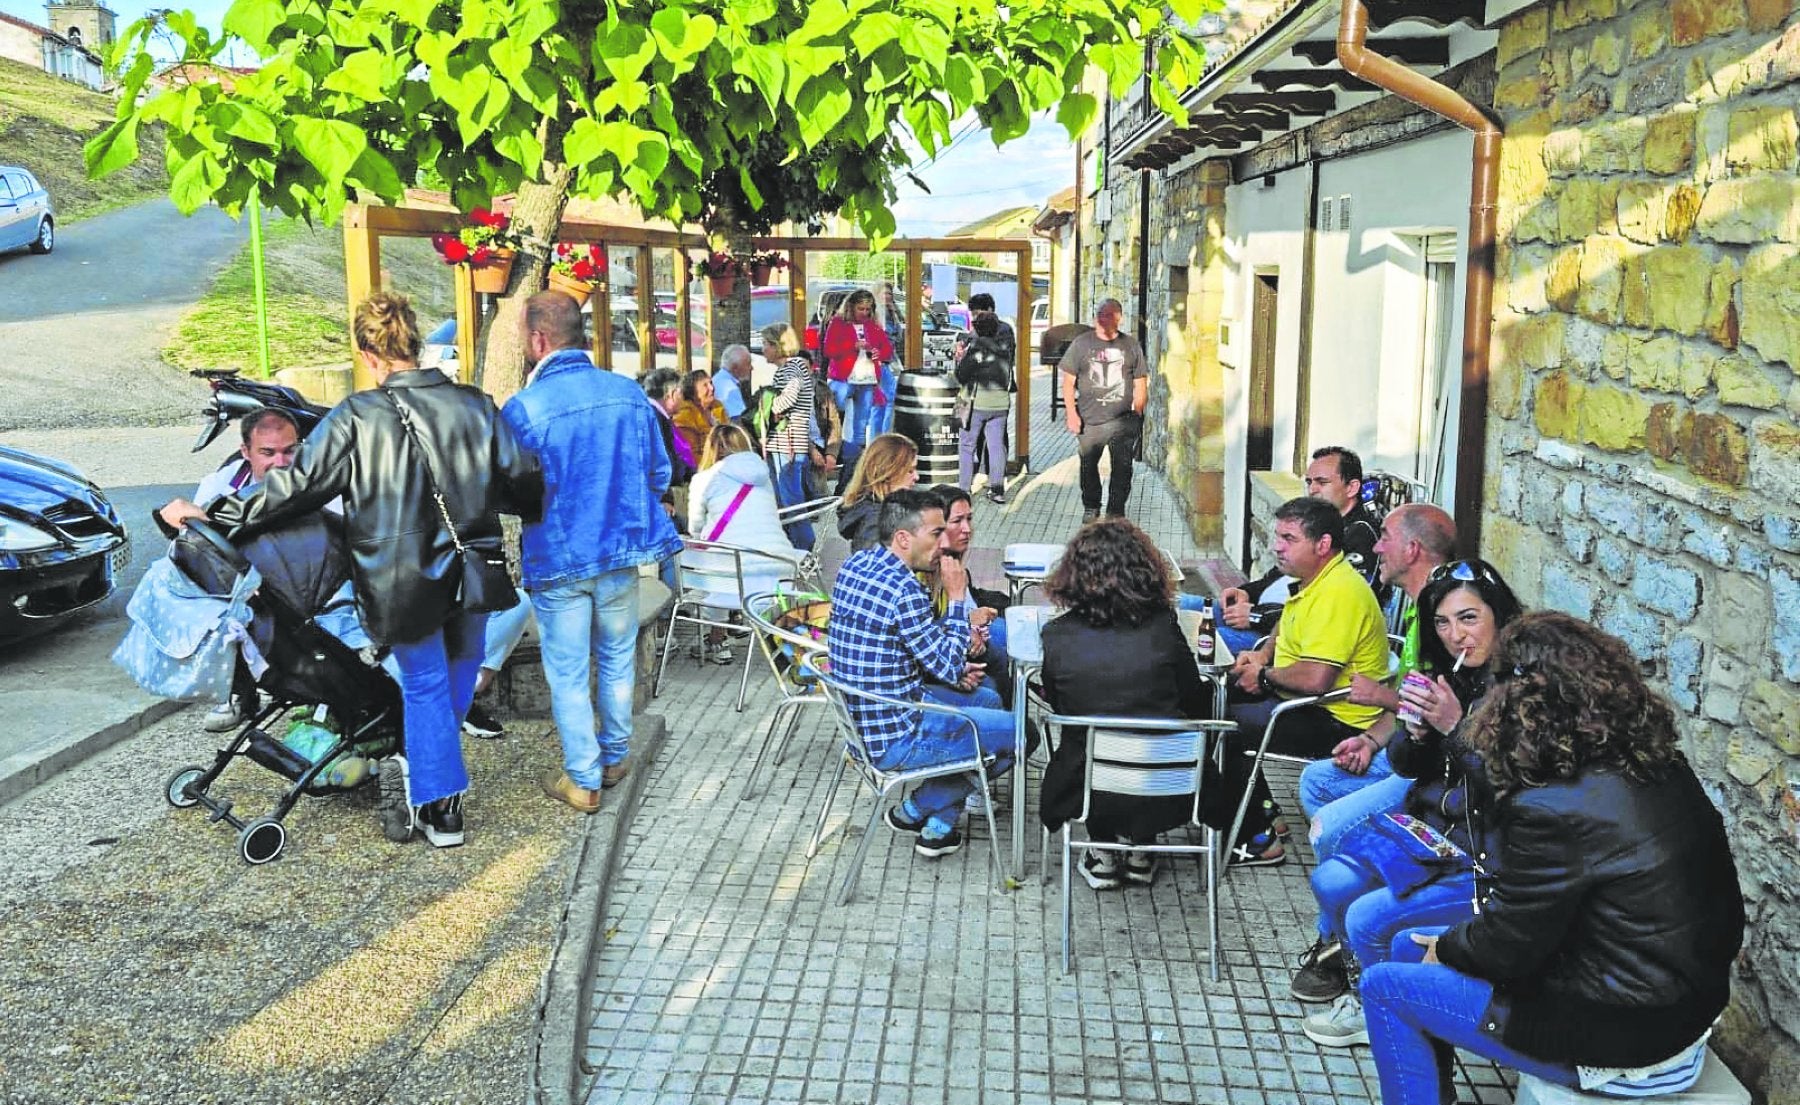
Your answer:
[190,369,330,453]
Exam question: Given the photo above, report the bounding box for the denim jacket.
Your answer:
[501,348,681,589]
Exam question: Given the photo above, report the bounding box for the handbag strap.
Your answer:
[383,388,468,556]
[707,483,753,542]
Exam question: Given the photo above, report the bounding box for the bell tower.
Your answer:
[43,1,116,52]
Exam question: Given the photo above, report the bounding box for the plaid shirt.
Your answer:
[828,546,971,756]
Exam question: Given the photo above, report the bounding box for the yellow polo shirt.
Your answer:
[1274,552,1389,730]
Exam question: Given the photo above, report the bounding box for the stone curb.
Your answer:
[0,698,185,808]
[529,710,668,1105]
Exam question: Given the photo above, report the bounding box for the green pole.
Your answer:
[248,190,272,378]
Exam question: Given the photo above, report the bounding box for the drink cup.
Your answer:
[1397,671,1434,726]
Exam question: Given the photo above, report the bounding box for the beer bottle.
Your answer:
[1196,608,1217,665]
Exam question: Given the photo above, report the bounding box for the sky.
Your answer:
[4,0,1077,233]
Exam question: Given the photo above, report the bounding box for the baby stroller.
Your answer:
[158,515,401,865]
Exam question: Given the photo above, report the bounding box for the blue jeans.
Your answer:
[388,610,488,806]
[959,409,1008,491]
[1175,594,1262,656]
[874,704,1016,828]
[923,680,1003,711]
[1312,770,1412,859]
[1301,746,1398,818]
[769,451,814,549]
[481,589,533,672]
[531,568,640,790]
[1312,853,1482,963]
[1362,962,1582,1105]
[829,379,880,456]
[872,365,897,436]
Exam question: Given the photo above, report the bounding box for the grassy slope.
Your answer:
[0,56,167,221]
[164,217,460,374]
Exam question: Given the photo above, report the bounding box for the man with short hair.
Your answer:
[956,291,1016,363]
[1305,445,1384,593]
[1058,298,1149,521]
[503,291,682,815]
[1224,496,1389,865]
[828,489,1014,858]
[712,343,753,419]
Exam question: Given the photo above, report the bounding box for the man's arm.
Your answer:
[893,582,973,685]
[1130,374,1148,416]
[1060,370,1080,434]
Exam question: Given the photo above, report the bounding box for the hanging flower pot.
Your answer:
[747,251,787,287]
[709,273,737,299]
[547,268,595,307]
[470,248,517,294]
[750,262,773,285]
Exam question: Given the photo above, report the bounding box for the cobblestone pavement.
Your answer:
[579,377,1515,1105]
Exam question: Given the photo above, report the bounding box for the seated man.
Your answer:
[1225,496,1390,864]
[827,489,1014,858]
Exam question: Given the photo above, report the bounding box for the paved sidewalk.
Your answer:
[575,376,1515,1105]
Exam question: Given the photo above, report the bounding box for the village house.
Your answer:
[1075,2,1800,1101]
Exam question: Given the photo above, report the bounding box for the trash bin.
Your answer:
[894,371,962,486]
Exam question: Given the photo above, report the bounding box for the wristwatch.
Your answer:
[1257,665,1275,695]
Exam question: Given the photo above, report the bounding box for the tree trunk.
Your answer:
[477,164,574,403]
[705,197,754,354]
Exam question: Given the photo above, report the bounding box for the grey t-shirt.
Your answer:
[1057,330,1147,427]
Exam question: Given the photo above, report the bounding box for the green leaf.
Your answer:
[792,0,850,45]
[84,116,140,179]
[289,116,368,182]
[321,49,390,101]
[735,43,785,114]
[943,54,979,113]
[508,0,558,44]
[594,79,651,116]
[650,8,716,62]
[348,147,403,199]
[489,36,532,88]
[493,127,544,172]
[168,151,225,213]
[738,165,763,210]
[562,118,608,168]
[793,74,851,149]
[595,22,656,84]
[1054,91,1098,141]
[222,0,285,53]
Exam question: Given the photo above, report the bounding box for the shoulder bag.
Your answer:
[384,389,519,614]
[846,324,880,385]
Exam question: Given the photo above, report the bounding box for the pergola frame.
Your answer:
[343,203,1039,463]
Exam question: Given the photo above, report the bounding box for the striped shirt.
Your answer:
[827,546,971,756]
[764,356,816,457]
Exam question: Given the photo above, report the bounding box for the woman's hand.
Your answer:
[1401,675,1465,735]
[1331,733,1378,775]
[1411,932,1441,964]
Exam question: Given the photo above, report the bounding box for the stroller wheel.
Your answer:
[237,817,286,865]
[164,764,208,809]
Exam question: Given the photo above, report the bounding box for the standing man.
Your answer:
[1058,299,1149,521]
[712,343,753,419]
[502,291,682,814]
[956,292,1016,363]
[828,489,1014,857]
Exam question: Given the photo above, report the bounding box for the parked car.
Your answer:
[0,446,128,645]
[0,166,54,256]
[1030,297,1051,351]
[419,296,645,375]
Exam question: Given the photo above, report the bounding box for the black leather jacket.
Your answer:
[1436,760,1744,1069]
[210,369,541,645]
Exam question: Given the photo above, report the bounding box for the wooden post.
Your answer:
[905,249,923,372]
[454,263,478,385]
[343,207,383,392]
[788,248,807,351]
[1014,244,1033,470]
[635,244,654,371]
[596,245,613,372]
[675,246,693,373]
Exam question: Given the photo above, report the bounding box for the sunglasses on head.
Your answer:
[1427,559,1502,587]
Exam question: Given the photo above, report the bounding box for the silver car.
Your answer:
[0,166,54,256]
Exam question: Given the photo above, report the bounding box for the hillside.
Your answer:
[0,56,166,220]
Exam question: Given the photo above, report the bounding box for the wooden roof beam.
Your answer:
[1214,91,1337,117]
[1250,68,1377,93]
[1292,35,1447,67]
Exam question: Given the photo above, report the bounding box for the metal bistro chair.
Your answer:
[1041,712,1237,978]
[738,589,831,800]
[777,495,840,547]
[1359,470,1426,519]
[802,654,1006,905]
[655,538,819,711]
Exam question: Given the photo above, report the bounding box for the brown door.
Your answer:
[1243,274,1279,568]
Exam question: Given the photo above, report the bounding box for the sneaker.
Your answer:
[985,488,1006,504]
[963,791,989,817]
[1228,830,1287,868]
[1079,850,1124,890]
[377,755,414,843]
[1124,850,1159,886]
[1263,798,1292,840]
[462,702,505,740]
[884,804,928,833]
[688,640,735,664]
[418,795,465,848]
[540,769,600,813]
[1081,507,1101,524]
[915,826,963,858]
[1291,937,1349,1003]
[1303,993,1369,1048]
[203,697,248,733]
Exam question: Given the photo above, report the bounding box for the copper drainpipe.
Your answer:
[1338,0,1501,554]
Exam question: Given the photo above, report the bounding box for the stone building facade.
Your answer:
[1083,1,1800,1099]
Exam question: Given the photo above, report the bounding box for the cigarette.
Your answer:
[1452,650,1467,673]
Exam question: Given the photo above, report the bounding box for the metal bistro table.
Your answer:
[1002,542,1185,606]
[1002,604,1233,881]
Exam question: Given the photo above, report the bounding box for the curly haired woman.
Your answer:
[1359,612,1744,1104]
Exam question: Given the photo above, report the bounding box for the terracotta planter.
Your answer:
[548,269,595,307]
[470,249,516,294]
[750,263,773,285]
[708,274,737,299]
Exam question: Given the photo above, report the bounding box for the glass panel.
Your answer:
[606,246,642,378]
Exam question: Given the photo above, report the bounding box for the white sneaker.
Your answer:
[203,699,246,732]
[1303,993,1369,1048]
[964,791,989,816]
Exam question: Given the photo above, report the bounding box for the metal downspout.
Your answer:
[1338,0,1501,553]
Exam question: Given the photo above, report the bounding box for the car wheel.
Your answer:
[29,218,53,254]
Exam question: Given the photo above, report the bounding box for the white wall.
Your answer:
[1216,128,1474,548]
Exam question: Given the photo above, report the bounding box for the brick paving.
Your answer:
[580,371,1515,1105]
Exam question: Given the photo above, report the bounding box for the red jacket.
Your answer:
[822,318,896,401]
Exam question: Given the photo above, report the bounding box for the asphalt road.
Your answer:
[0,198,246,432]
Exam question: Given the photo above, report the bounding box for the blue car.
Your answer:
[0,446,128,645]
[0,166,54,256]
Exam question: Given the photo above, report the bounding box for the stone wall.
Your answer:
[1487,1,1800,1098]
